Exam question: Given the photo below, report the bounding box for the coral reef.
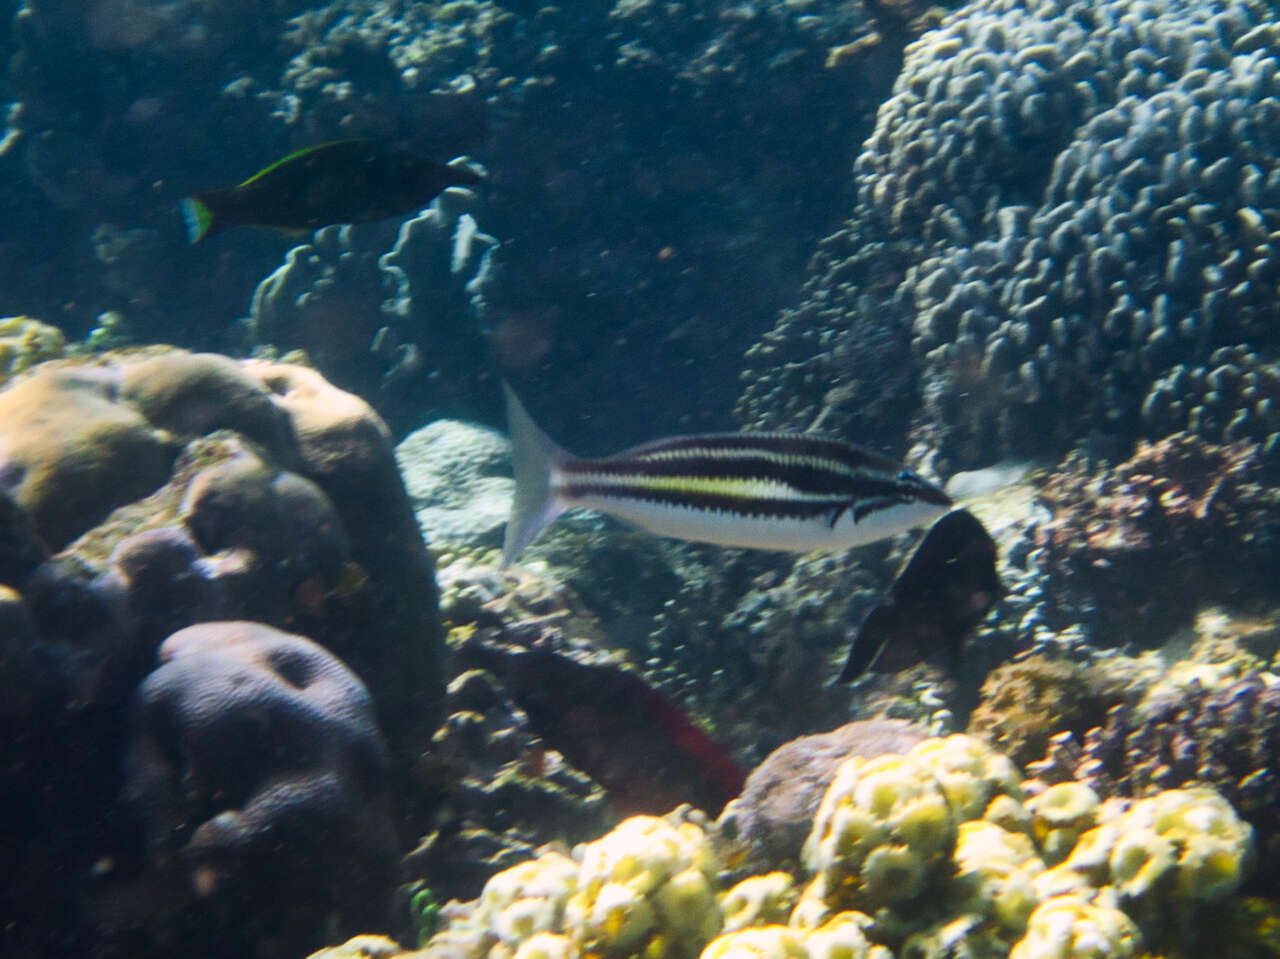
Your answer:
[0,361,175,550]
[314,733,1259,959]
[798,734,1024,925]
[1025,670,1280,892]
[1008,896,1140,959]
[411,423,707,664]
[396,417,515,552]
[967,656,1130,768]
[119,620,400,956]
[404,664,609,904]
[647,548,892,765]
[435,555,745,818]
[5,0,917,455]
[800,749,958,912]
[717,720,929,874]
[1033,432,1280,647]
[0,314,65,384]
[1142,344,1280,447]
[0,351,444,730]
[0,351,444,959]
[460,639,746,819]
[407,553,745,907]
[738,0,1280,475]
[406,809,725,959]
[246,190,496,433]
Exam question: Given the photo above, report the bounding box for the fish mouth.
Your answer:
[908,480,954,509]
[892,467,952,509]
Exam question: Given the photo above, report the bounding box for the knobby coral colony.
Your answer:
[737,0,1280,475]
[314,735,1259,959]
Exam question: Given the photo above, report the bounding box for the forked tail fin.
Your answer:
[180,195,216,244]
[502,382,573,567]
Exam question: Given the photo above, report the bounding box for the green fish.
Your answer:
[180,139,483,243]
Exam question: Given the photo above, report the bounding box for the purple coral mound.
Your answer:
[124,620,399,958]
[717,719,929,872]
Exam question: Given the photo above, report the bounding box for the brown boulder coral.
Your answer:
[3,350,443,731]
[0,363,174,550]
[0,351,444,959]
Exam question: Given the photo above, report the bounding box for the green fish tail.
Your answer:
[180,196,214,244]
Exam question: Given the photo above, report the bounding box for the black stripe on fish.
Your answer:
[621,432,906,474]
[561,439,951,512]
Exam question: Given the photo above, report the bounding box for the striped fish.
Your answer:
[502,385,952,567]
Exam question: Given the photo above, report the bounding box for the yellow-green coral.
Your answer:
[721,874,795,933]
[1047,788,1253,907]
[565,814,720,959]
[308,935,405,959]
[801,752,956,911]
[900,914,1008,959]
[700,926,808,959]
[1008,895,1141,959]
[0,315,65,383]
[1122,788,1253,901]
[353,738,1258,959]
[511,933,577,959]
[803,913,891,959]
[1025,784,1100,866]
[908,734,1025,823]
[481,852,580,947]
[700,916,890,959]
[950,821,1045,938]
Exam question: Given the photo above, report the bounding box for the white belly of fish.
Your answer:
[570,492,949,552]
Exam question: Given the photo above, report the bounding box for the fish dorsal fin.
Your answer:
[237,139,375,187]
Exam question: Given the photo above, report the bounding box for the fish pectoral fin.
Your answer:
[826,503,851,529]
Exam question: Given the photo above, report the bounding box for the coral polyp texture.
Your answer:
[124,621,400,953]
[1037,787,1254,918]
[738,0,1280,473]
[1033,431,1280,646]
[326,732,1258,959]
[0,352,444,738]
[1007,896,1141,959]
[1021,667,1280,892]
[0,315,65,384]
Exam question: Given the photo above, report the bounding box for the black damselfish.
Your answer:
[838,508,1003,682]
[180,139,483,243]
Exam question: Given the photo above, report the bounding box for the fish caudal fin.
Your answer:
[180,196,215,244]
[502,382,572,567]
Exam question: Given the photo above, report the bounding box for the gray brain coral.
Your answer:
[739,0,1280,471]
[124,620,399,956]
